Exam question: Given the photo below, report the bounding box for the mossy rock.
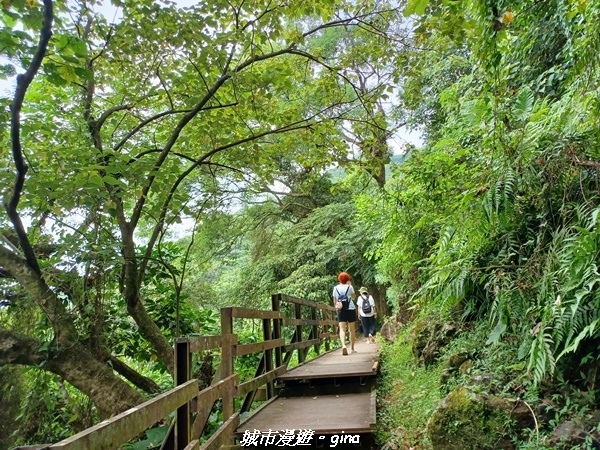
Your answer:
[410,318,458,364]
[427,387,514,450]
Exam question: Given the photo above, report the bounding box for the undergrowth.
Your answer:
[377,317,600,449]
[376,327,443,449]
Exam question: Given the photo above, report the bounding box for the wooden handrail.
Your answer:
[178,334,237,353]
[283,338,321,353]
[193,375,239,413]
[233,338,285,356]
[33,293,335,450]
[228,307,284,319]
[282,318,319,326]
[198,413,240,450]
[237,365,287,397]
[279,294,334,311]
[47,380,198,450]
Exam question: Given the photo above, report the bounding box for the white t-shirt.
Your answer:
[332,284,355,310]
[357,294,375,317]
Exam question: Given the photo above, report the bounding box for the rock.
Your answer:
[380,309,406,343]
[548,419,600,449]
[411,319,458,366]
[446,352,469,368]
[379,425,411,450]
[483,397,535,430]
[534,399,555,424]
[440,367,453,386]
[427,387,535,450]
[421,340,441,365]
[459,359,473,374]
[470,372,496,388]
[440,353,471,386]
[380,319,398,343]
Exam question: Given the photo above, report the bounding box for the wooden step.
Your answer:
[235,390,376,438]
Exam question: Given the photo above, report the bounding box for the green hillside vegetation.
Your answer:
[1,0,600,449]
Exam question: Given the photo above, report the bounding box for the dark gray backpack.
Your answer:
[361,295,372,314]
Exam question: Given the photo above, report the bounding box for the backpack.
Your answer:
[335,286,351,310]
[361,295,372,314]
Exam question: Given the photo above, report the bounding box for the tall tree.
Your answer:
[0,0,403,423]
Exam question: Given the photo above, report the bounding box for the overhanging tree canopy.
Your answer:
[0,0,404,419]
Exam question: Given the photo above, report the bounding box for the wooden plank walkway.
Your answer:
[235,340,380,448]
[236,392,376,434]
[278,340,380,380]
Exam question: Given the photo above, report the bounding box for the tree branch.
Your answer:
[96,103,133,131]
[156,67,174,109]
[108,355,161,394]
[6,0,53,275]
[0,245,76,342]
[0,327,46,366]
[115,109,191,152]
[136,118,323,286]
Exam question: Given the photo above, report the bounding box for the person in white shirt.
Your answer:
[357,287,377,344]
[332,272,357,355]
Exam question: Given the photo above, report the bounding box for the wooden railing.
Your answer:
[173,294,338,450]
[15,294,337,450]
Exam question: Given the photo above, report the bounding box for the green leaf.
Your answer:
[404,0,429,16]
[87,172,104,187]
[514,87,534,121]
[486,321,507,345]
[103,175,120,185]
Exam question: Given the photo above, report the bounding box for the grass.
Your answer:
[376,327,443,449]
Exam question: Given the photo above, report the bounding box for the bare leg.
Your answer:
[339,321,347,348]
[349,321,356,351]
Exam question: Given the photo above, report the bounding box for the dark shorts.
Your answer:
[337,308,357,323]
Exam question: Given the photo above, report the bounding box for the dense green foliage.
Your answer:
[371,0,600,447]
[373,0,600,388]
[2,0,600,447]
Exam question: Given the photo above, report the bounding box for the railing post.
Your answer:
[324,308,331,352]
[294,303,305,363]
[311,305,319,355]
[263,317,274,399]
[271,294,282,368]
[175,339,191,449]
[220,307,234,421]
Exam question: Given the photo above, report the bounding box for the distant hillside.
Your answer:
[390,154,406,165]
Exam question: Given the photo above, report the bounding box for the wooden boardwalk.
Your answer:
[18,295,382,450]
[277,339,380,380]
[235,340,380,448]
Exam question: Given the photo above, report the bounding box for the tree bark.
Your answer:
[108,355,161,394]
[0,328,146,418]
[127,299,175,373]
[0,246,149,417]
[47,345,145,418]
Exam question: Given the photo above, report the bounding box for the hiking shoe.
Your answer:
[342,347,348,356]
[351,349,358,354]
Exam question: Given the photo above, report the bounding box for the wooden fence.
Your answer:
[15,294,338,450]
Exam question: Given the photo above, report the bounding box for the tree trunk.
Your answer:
[109,355,161,394]
[127,299,175,373]
[0,328,145,418]
[46,345,146,419]
[119,223,175,375]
